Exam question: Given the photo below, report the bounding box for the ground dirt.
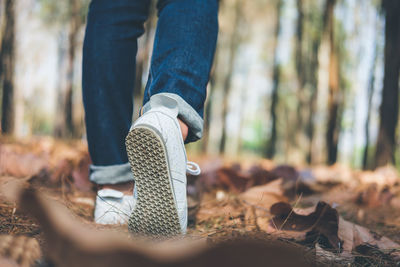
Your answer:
[0,137,399,266]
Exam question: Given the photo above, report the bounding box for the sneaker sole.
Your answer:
[125,126,181,237]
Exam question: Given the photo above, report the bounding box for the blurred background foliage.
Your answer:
[0,0,399,170]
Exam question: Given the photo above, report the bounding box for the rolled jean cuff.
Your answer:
[142,93,204,143]
[89,162,133,185]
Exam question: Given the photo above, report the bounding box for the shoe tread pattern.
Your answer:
[125,127,181,237]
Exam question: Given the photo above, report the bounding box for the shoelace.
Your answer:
[186,161,201,175]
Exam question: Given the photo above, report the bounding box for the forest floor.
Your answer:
[0,136,400,266]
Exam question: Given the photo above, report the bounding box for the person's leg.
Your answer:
[126,0,218,236]
[83,0,150,184]
[142,0,219,142]
[82,0,151,223]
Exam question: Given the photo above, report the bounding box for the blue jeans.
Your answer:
[82,0,218,184]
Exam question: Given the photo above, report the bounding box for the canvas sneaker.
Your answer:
[94,188,136,225]
[125,94,200,236]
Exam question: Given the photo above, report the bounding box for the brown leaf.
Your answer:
[16,186,315,267]
[270,201,342,250]
[197,163,288,194]
[0,235,42,267]
[358,166,400,187]
[196,163,306,196]
[217,167,249,193]
[353,224,400,257]
[196,196,245,226]
[338,217,354,253]
[311,164,353,184]
[0,139,92,191]
[244,165,277,188]
[269,201,400,261]
[0,144,48,178]
[354,244,397,266]
[355,183,394,208]
[270,165,299,182]
[71,153,92,191]
[270,166,315,198]
[240,179,287,210]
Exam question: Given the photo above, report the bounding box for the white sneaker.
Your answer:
[125,94,200,236]
[94,189,136,225]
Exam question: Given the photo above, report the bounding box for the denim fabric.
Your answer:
[82,0,218,184]
[142,0,219,126]
[142,93,204,142]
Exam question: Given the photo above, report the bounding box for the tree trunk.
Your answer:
[295,0,306,143]
[0,0,16,134]
[54,32,67,137]
[375,0,400,167]
[363,27,379,169]
[219,0,240,154]
[235,73,249,155]
[293,1,324,164]
[306,38,321,164]
[202,47,219,153]
[54,0,81,138]
[65,0,81,137]
[324,0,341,165]
[265,0,283,158]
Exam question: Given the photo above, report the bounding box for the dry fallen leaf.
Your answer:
[353,224,400,259]
[357,166,400,187]
[12,186,315,267]
[270,201,342,250]
[355,183,394,208]
[268,200,400,263]
[0,138,92,191]
[0,235,42,267]
[240,179,287,210]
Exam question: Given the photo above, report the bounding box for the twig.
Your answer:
[278,192,303,231]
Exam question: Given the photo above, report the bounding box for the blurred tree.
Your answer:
[363,12,380,170]
[265,0,283,158]
[202,46,219,153]
[38,0,89,138]
[375,0,400,167]
[295,0,305,151]
[305,3,323,164]
[0,0,16,134]
[363,50,378,169]
[294,0,324,164]
[323,0,341,165]
[63,0,80,138]
[219,0,241,154]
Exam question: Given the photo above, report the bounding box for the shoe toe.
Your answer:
[94,189,135,225]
